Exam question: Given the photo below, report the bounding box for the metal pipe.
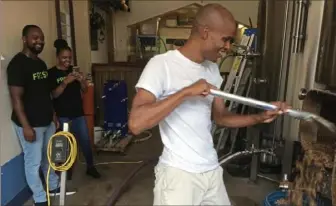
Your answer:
[59,123,69,206]
[298,0,309,52]
[278,0,290,97]
[209,89,336,132]
[155,17,161,53]
[273,0,291,144]
[257,174,280,183]
[155,17,161,37]
[292,0,309,53]
[219,149,274,165]
[210,89,306,117]
[292,0,303,52]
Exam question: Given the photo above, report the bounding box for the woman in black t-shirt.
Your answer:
[48,39,100,179]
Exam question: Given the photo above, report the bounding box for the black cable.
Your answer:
[105,158,158,206]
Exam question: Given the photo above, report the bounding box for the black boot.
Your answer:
[35,202,47,206]
[86,166,101,178]
[67,166,73,181]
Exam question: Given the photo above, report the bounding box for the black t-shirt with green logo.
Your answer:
[48,66,84,118]
[7,52,54,127]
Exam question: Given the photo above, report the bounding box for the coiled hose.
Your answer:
[47,131,78,206]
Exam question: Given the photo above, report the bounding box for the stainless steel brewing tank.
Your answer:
[315,0,336,88]
[256,0,336,179]
[256,0,328,140]
[254,0,294,137]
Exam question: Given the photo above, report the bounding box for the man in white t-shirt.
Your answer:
[129,3,289,206]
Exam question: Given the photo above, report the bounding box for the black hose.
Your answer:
[105,158,158,206]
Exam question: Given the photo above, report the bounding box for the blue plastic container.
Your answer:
[263,190,330,206]
[263,190,288,206]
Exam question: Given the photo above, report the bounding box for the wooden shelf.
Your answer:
[163,25,192,29]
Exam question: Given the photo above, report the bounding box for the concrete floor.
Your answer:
[25,128,277,206]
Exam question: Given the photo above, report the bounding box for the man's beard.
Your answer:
[28,45,43,55]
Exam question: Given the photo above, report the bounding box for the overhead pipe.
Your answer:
[292,0,310,53]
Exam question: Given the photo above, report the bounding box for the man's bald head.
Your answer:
[192,4,236,35]
[183,4,237,62]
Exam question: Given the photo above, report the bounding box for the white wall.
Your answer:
[73,0,92,74]
[0,1,58,166]
[91,6,109,64]
[113,0,259,61]
[0,0,92,165]
[0,56,22,165]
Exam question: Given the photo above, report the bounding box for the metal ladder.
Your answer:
[136,18,161,59]
[213,29,258,154]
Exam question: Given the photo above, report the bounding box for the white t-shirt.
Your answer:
[135,50,223,173]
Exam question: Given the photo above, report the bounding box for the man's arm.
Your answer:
[9,86,31,128]
[7,59,30,128]
[212,95,289,128]
[210,69,262,128]
[128,88,189,135]
[209,64,262,127]
[212,96,264,128]
[7,58,36,141]
[129,78,212,135]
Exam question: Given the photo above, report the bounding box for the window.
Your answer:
[55,0,77,65]
[60,11,72,48]
[60,1,72,48]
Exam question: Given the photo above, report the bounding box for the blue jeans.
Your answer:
[14,122,59,203]
[58,116,94,167]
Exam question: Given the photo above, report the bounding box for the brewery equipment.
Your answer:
[254,0,336,176]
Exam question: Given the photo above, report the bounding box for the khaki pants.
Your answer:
[153,164,232,206]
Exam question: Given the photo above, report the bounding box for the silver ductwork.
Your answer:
[256,0,332,140]
[315,1,336,88]
[255,0,336,179]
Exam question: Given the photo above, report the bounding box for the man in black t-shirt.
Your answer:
[7,25,75,206]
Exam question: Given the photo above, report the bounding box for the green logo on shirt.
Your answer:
[32,71,48,80]
[57,77,66,84]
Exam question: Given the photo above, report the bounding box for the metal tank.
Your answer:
[315,0,336,88]
[255,0,336,176]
